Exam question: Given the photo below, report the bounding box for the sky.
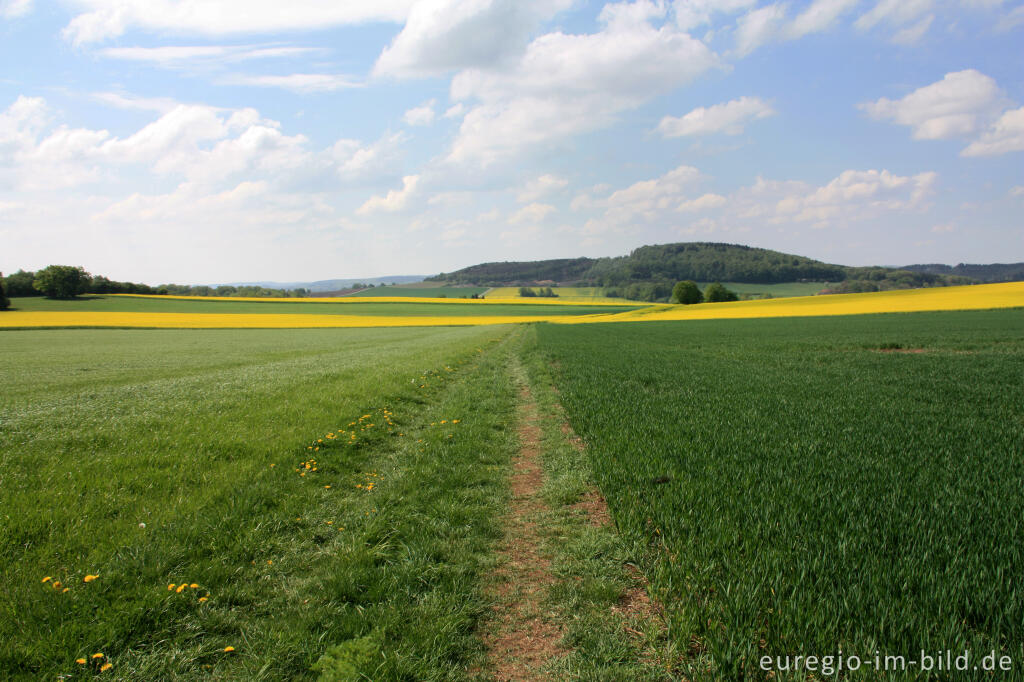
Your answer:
[1,0,1022,285]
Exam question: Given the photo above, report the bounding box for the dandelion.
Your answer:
[452,419,460,424]
[176,584,186,593]
[267,560,272,565]
[269,463,276,468]
[189,583,198,589]
[84,574,99,583]
[76,659,86,665]
[52,581,62,589]
[100,663,113,672]
[92,653,104,660]
[62,588,70,593]
[199,597,209,603]
[324,485,331,489]
[41,576,51,583]
[168,583,176,591]
[224,646,236,653]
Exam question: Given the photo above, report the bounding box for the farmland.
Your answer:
[1,289,1023,680]
[537,310,1024,679]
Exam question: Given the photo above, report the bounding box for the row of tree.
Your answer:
[1,267,310,302]
[672,281,740,305]
[518,286,558,297]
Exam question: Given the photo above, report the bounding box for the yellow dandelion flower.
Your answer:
[41,576,51,583]
[324,485,331,489]
[189,583,199,589]
[92,653,104,659]
[440,420,447,424]
[452,419,460,424]
[269,463,276,468]
[198,596,209,603]
[100,663,113,672]
[76,658,86,665]
[84,574,99,583]
[176,584,186,593]
[62,588,70,593]
[267,560,273,565]
[224,646,236,653]
[52,581,62,589]
[168,583,176,591]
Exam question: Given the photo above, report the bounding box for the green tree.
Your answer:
[704,282,739,302]
[0,272,9,310]
[33,265,91,299]
[5,269,38,297]
[672,280,703,304]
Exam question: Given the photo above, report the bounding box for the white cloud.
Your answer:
[221,74,361,93]
[403,100,437,126]
[733,3,787,56]
[931,222,955,232]
[771,169,936,225]
[658,96,774,137]
[508,202,556,224]
[673,0,758,31]
[61,0,417,45]
[787,0,860,39]
[447,6,719,165]
[443,103,466,119]
[586,164,702,231]
[890,13,934,44]
[677,192,727,211]
[962,106,1024,156]
[98,44,322,67]
[357,175,420,214]
[516,174,568,202]
[855,0,933,31]
[91,92,182,113]
[331,132,408,180]
[374,0,573,78]
[1010,185,1024,196]
[860,70,1003,140]
[1,0,32,18]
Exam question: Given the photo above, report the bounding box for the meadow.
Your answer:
[537,310,1024,679]
[0,325,522,679]
[347,286,489,298]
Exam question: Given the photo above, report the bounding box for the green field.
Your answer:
[3,307,1022,680]
[6,296,638,317]
[1,326,522,679]
[537,310,1024,679]
[347,286,489,298]
[695,281,832,297]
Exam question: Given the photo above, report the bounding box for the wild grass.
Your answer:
[0,326,519,680]
[538,309,1024,680]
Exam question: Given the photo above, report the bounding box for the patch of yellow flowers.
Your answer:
[1,283,1020,329]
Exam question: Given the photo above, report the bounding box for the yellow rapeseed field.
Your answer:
[1,283,1020,329]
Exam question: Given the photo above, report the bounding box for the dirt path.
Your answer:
[481,380,564,680]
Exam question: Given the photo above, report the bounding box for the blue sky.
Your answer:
[1,0,1022,284]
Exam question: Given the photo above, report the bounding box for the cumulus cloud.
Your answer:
[657,96,774,137]
[860,70,1003,139]
[61,0,417,45]
[403,100,437,126]
[1,0,32,18]
[961,106,1024,156]
[516,174,568,203]
[677,193,727,211]
[447,3,719,165]
[732,0,858,56]
[508,202,556,224]
[357,175,420,214]
[373,0,573,78]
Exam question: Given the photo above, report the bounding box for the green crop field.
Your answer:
[346,286,489,298]
[536,309,1024,679]
[695,281,831,298]
[6,295,638,317]
[0,325,524,679]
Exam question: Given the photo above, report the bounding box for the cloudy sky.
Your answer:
[1,0,1022,284]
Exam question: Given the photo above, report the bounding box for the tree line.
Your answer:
[1,266,310,304]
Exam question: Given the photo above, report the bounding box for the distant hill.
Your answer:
[427,242,992,302]
[900,263,1024,283]
[428,243,847,286]
[219,275,425,292]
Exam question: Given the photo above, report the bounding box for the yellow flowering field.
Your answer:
[0,282,1020,329]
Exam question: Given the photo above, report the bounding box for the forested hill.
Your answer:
[900,262,1024,283]
[429,243,848,286]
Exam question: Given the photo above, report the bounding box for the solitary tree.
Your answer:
[672,280,703,304]
[33,265,91,299]
[0,272,9,310]
[704,282,739,302]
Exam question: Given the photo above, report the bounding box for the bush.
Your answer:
[33,265,91,299]
[672,280,703,304]
[704,282,739,302]
[4,269,38,297]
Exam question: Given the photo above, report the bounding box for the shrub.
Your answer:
[672,280,703,304]
[704,282,739,302]
[32,265,91,299]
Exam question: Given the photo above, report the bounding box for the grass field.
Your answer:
[1,325,521,679]
[2,288,1023,679]
[485,287,634,302]
[485,283,828,301]
[347,286,489,298]
[537,310,1024,679]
